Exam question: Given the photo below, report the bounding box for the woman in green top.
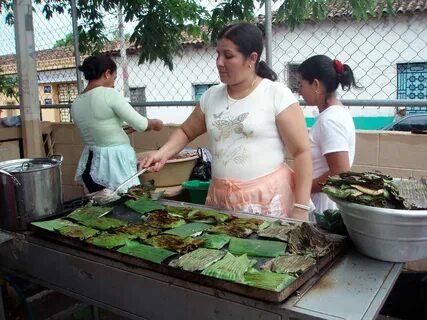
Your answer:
[71,55,163,193]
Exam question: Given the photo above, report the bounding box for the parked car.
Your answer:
[383,114,427,132]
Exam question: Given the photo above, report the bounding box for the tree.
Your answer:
[0,0,395,71]
[0,68,18,101]
[53,32,74,48]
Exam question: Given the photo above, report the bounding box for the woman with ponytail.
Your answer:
[297,55,358,213]
[140,22,312,220]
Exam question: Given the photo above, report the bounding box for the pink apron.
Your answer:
[205,165,295,218]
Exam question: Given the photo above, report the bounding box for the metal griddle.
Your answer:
[29,199,347,303]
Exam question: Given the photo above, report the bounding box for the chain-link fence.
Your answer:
[1,1,427,129]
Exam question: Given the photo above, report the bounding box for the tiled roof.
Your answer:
[1,0,426,70]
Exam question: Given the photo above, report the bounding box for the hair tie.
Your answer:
[333,59,344,73]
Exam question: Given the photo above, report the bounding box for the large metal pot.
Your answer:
[331,196,427,262]
[0,155,63,231]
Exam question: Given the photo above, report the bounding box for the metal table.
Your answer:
[0,230,402,320]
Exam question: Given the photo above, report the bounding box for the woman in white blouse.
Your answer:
[139,23,312,220]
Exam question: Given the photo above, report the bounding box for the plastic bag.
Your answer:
[189,148,211,181]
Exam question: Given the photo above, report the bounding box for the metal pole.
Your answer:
[13,0,43,157]
[264,0,273,68]
[71,0,83,93]
[118,4,130,98]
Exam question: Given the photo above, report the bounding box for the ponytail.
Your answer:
[257,60,278,81]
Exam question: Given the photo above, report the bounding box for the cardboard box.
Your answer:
[0,140,20,161]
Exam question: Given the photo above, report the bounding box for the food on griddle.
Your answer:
[262,254,316,275]
[228,237,287,258]
[200,234,231,249]
[164,206,229,224]
[323,171,411,209]
[164,222,211,237]
[79,217,128,231]
[145,211,186,229]
[288,223,331,257]
[207,223,253,238]
[114,224,160,241]
[228,217,270,231]
[31,218,78,231]
[118,241,176,263]
[243,269,296,292]
[169,248,226,272]
[124,196,165,214]
[67,203,113,222]
[86,232,137,249]
[145,235,204,253]
[125,182,155,200]
[258,221,296,242]
[56,225,99,240]
[201,252,256,282]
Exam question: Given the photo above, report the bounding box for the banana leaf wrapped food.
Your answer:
[117,241,176,263]
[145,235,204,253]
[228,237,287,257]
[288,223,331,257]
[207,223,253,238]
[200,234,231,249]
[124,182,155,200]
[114,224,160,241]
[86,232,137,249]
[228,217,270,231]
[169,248,226,272]
[56,225,99,240]
[145,211,186,229]
[323,171,412,209]
[243,269,297,292]
[31,218,78,231]
[262,254,316,275]
[79,217,128,231]
[164,206,229,224]
[164,222,211,237]
[258,221,296,241]
[124,196,165,214]
[201,252,256,282]
[67,203,113,222]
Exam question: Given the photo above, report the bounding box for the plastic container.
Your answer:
[330,196,427,262]
[182,180,211,204]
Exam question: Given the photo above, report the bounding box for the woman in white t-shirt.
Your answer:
[297,55,358,213]
[139,23,312,220]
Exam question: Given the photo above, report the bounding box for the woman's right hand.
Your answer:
[138,150,167,172]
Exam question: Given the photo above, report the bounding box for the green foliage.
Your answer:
[0,71,18,100]
[0,0,396,70]
[53,32,74,48]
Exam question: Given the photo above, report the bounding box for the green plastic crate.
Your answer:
[182,180,211,204]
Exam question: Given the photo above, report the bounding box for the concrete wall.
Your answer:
[51,122,427,201]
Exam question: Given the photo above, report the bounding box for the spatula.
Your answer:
[91,167,150,208]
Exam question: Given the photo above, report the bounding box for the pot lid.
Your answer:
[0,158,61,173]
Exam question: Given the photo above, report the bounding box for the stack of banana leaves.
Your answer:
[323,171,427,209]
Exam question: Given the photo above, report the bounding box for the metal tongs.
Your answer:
[89,167,150,208]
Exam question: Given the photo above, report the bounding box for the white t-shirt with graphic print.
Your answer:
[200,78,298,181]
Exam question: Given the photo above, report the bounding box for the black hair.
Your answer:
[217,22,278,81]
[78,55,117,81]
[297,55,359,96]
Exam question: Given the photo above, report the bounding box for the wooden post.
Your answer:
[13,0,43,157]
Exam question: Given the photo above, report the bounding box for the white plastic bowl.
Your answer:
[330,197,427,262]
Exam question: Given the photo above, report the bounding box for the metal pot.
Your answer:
[0,155,63,231]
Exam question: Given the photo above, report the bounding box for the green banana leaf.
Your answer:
[169,248,226,272]
[201,252,256,282]
[262,254,316,275]
[124,196,164,214]
[31,218,77,231]
[228,237,287,257]
[67,203,113,222]
[243,269,296,292]
[114,224,160,240]
[79,217,128,231]
[117,241,176,264]
[56,225,99,240]
[164,222,211,237]
[145,211,186,229]
[201,234,231,249]
[229,218,270,231]
[86,233,137,249]
[258,221,295,242]
[145,235,204,253]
